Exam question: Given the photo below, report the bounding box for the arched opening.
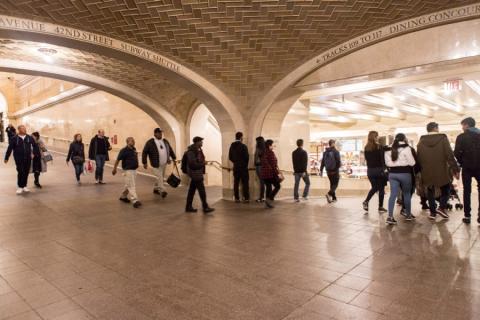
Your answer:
[188,103,223,186]
[257,17,480,196]
[0,89,7,143]
[2,73,173,175]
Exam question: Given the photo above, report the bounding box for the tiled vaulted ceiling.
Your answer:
[0,0,477,103]
[0,39,196,122]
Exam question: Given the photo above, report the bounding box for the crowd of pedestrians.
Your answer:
[3,117,480,225]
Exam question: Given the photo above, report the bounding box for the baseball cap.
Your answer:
[193,136,204,143]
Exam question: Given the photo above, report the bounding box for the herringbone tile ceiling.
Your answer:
[0,0,477,102]
[0,39,195,121]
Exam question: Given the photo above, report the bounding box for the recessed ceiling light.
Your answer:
[37,48,57,55]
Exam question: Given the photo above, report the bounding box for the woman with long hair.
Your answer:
[66,133,86,185]
[363,131,387,213]
[31,132,47,188]
[384,133,416,225]
[260,139,281,208]
[254,136,266,202]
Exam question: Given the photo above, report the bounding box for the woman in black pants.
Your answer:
[363,131,387,213]
[260,139,281,208]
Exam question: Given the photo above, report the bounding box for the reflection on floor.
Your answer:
[0,156,479,320]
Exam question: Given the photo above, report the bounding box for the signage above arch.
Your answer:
[314,3,480,68]
[0,15,181,73]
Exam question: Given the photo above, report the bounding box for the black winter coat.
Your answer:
[142,138,176,168]
[88,136,111,161]
[67,142,86,164]
[4,135,35,165]
[228,141,249,172]
[454,128,480,170]
[186,144,206,181]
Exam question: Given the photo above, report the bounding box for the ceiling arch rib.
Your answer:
[0,14,244,134]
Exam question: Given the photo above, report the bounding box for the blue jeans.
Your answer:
[388,173,412,217]
[74,163,84,181]
[95,154,107,181]
[294,173,310,199]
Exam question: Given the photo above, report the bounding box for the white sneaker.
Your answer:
[23,187,30,193]
[16,188,23,195]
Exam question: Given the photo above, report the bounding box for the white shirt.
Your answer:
[155,138,168,166]
[384,144,416,168]
[18,135,26,140]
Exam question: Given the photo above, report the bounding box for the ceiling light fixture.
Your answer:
[37,47,57,63]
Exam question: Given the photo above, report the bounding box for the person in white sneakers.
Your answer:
[112,137,142,208]
[384,133,418,225]
[142,128,176,198]
[4,125,36,194]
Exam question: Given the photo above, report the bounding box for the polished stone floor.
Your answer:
[0,157,479,320]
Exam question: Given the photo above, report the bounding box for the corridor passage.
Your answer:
[0,155,479,320]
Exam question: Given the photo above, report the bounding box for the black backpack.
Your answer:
[181,151,189,174]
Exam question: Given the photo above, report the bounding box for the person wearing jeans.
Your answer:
[67,134,86,185]
[363,131,387,213]
[454,117,480,224]
[320,139,341,203]
[384,133,417,225]
[417,122,459,220]
[292,139,310,202]
[261,139,281,208]
[88,129,111,184]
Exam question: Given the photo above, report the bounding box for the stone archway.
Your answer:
[0,60,183,152]
[248,5,480,147]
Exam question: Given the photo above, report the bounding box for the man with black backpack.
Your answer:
[454,117,480,224]
[183,136,215,214]
[320,139,341,203]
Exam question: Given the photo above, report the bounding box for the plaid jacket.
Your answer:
[260,149,279,180]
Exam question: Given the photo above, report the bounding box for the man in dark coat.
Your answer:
[142,128,176,198]
[228,132,250,203]
[88,129,112,184]
[185,136,214,214]
[4,125,36,194]
[417,122,459,220]
[292,139,310,202]
[454,117,480,224]
[320,139,341,203]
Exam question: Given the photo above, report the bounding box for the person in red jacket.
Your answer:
[260,139,282,208]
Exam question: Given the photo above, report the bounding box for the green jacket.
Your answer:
[417,133,458,188]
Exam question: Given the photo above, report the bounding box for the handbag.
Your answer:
[277,171,285,183]
[72,156,84,165]
[43,151,53,162]
[166,163,181,188]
